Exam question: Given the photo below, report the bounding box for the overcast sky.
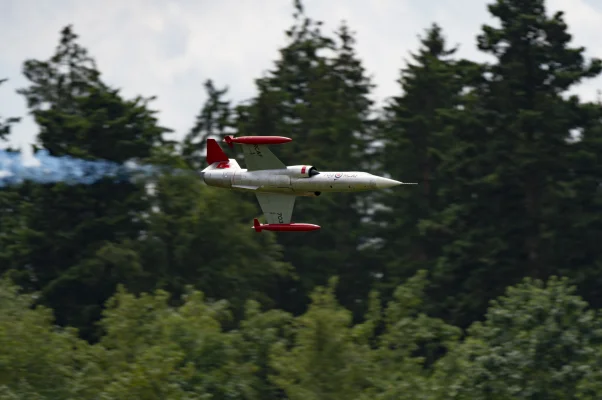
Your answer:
[1,0,601,151]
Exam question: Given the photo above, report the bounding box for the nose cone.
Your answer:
[374,177,402,189]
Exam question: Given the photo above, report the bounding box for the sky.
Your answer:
[1,0,602,152]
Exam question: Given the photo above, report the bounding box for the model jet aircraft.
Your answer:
[200,135,415,232]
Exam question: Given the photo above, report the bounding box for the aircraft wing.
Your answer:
[241,144,286,171]
[255,192,296,224]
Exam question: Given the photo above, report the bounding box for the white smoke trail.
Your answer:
[0,149,172,187]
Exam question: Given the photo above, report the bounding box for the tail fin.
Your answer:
[206,139,229,165]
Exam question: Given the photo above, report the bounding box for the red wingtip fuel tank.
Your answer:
[224,135,292,148]
[253,218,320,232]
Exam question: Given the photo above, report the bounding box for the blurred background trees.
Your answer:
[1,0,602,397]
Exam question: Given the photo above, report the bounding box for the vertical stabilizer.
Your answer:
[206,139,229,165]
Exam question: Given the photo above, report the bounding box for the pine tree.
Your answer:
[2,26,171,340]
[370,24,479,294]
[135,171,292,317]
[426,0,602,327]
[555,98,602,308]
[0,78,24,271]
[234,1,377,317]
[181,79,233,170]
[0,78,21,142]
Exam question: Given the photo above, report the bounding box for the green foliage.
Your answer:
[359,271,461,400]
[1,25,292,340]
[3,267,602,398]
[423,0,602,327]
[0,277,94,399]
[371,23,480,295]
[234,301,294,399]
[555,101,602,308]
[233,2,378,318]
[135,172,292,313]
[433,277,602,399]
[1,26,171,340]
[269,271,461,400]
[270,277,372,400]
[93,287,248,399]
[182,79,233,169]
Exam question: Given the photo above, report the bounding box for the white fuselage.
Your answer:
[202,165,401,196]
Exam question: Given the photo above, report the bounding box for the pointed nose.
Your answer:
[374,177,402,189]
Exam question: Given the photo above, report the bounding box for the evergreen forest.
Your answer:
[2,0,602,398]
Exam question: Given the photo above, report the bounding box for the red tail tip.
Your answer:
[253,218,262,232]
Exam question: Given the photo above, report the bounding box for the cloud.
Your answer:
[1,0,601,151]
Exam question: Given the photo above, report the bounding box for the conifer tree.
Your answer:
[0,78,21,142]
[3,26,171,340]
[426,0,602,326]
[371,24,479,294]
[182,79,233,169]
[234,1,377,317]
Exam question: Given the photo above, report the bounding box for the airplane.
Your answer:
[200,135,416,232]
